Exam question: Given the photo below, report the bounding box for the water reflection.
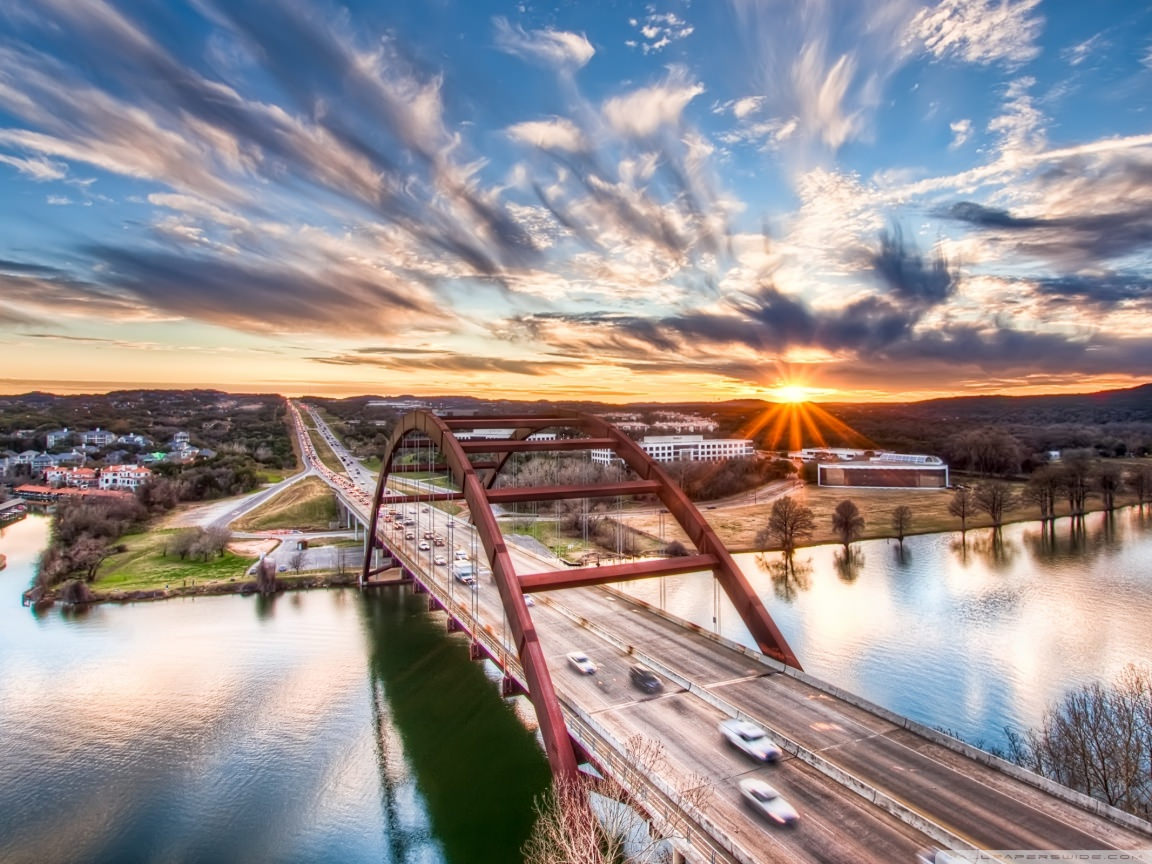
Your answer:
[755,553,812,602]
[0,518,548,864]
[833,546,865,582]
[622,505,1152,751]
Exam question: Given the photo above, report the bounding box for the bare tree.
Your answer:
[288,550,306,573]
[831,499,865,550]
[1007,664,1151,818]
[522,734,712,864]
[948,486,974,533]
[754,496,815,559]
[890,505,912,546]
[1059,456,1093,517]
[1094,464,1123,512]
[1022,466,1060,522]
[255,558,278,596]
[1129,466,1152,507]
[973,482,1017,528]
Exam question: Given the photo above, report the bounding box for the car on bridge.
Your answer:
[629,665,663,694]
[405,532,415,540]
[566,652,597,675]
[454,550,469,561]
[418,541,430,551]
[719,719,783,762]
[434,555,447,566]
[738,778,798,826]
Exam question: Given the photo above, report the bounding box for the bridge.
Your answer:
[288,401,1152,863]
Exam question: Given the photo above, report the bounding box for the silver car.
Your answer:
[566,651,597,675]
[738,778,798,826]
[719,718,783,762]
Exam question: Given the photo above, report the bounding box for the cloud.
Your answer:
[602,66,704,138]
[949,118,972,149]
[870,227,957,303]
[506,118,587,152]
[493,17,594,70]
[627,12,694,55]
[987,77,1046,160]
[311,349,578,377]
[1061,33,1106,67]
[907,0,1044,67]
[0,151,67,181]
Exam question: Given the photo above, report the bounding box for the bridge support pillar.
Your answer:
[411,579,426,594]
[447,617,464,633]
[670,850,686,864]
[501,676,525,698]
[427,595,442,612]
[469,642,485,661]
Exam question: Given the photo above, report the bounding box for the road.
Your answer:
[294,401,1152,861]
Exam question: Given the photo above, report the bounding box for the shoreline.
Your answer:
[20,571,407,609]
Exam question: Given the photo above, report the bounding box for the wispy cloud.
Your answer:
[626,12,694,55]
[907,0,1044,67]
[493,17,595,70]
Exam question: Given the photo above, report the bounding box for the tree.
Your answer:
[831,499,865,550]
[70,535,112,582]
[288,550,306,573]
[1059,456,1093,517]
[973,481,1017,528]
[1022,466,1060,522]
[890,505,912,546]
[754,496,815,557]
[1129,466,1152,507]
[1094,464,1123,511]
[1007,664,1151,818]
[948,486,974,533]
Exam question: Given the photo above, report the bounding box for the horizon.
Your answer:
[2,2,1152,402]
[1,378,1148,408]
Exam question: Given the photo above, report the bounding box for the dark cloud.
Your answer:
[870,227,956,302]
[83,244,435,336]
[311,350,577,377]
[1030,273,1152,306]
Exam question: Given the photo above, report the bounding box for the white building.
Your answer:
[98,464,153,491]
[652,412,719,433]
[82,428,116,447]
[591,434,754,466]
[817,453,949,489]
[44,466,98,488]
[46,428,72,448]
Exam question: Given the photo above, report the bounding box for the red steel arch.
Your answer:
[361,410,801,779]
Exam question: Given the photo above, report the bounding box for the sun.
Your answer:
[773,385,812,404]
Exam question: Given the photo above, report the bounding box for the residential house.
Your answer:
[99,464,153,491]
[15,450,40,466]
[45,428,73,448]
[44,466,98,488]
[55,450,87,466]
[171,431,191,447]
[116,433,151,448]
[31,453,58,472]
[82,428,116,447]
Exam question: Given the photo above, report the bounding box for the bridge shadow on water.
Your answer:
[359,586,551,864]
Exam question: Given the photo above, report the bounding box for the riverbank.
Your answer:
[19,570,391,608]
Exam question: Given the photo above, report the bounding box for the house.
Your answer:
[45,428,73,448]
[44,466,98,488]
[171,431,191,447]
[31,453,58,472]
[55,450,87,466]
[82,428,116,447]
[15,450,40,466]
[99,464,153,491]
[116,433,151,448]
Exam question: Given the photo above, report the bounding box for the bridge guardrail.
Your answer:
[542,593,977,854]
[596,586,1152,840]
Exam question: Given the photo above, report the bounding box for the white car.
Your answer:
[418,541,430,551]
[454,550,469,561]
[434,555,447,566]
[738,778,798,826]
[719,719,783,762]
[566,651,597,675]
[523,595,536,607]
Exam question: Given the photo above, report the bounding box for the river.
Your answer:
[3,507,1152,860]
[621,505,1152,749]
[0,515,550,864]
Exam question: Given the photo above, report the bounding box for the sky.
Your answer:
[1,0,1151,404]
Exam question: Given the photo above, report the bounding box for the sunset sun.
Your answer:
[773,385,812,404]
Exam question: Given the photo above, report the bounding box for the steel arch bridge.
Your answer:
[361,410,800,779]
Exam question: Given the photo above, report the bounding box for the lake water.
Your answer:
[622,505,1152,749]
[0,515,550,864]
[3,507,1151,860]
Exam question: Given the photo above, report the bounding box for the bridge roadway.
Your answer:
[290,403,1152,861]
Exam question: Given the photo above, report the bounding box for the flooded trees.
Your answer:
[948,486,974,533]
[890,505,912,546]
[973,481,1017,528]
[755,496,815,560]
[831,499,865,550]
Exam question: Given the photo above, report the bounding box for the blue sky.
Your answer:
[1,0,1151,401]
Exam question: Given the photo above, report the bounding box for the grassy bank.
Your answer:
[95,529,254,593]
[306,426,345,474]
[232,476,339,532]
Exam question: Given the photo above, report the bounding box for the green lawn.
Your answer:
[95,529,254,593]
[361,455,383,472]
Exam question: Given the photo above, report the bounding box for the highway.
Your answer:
[292,402,1152,862]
